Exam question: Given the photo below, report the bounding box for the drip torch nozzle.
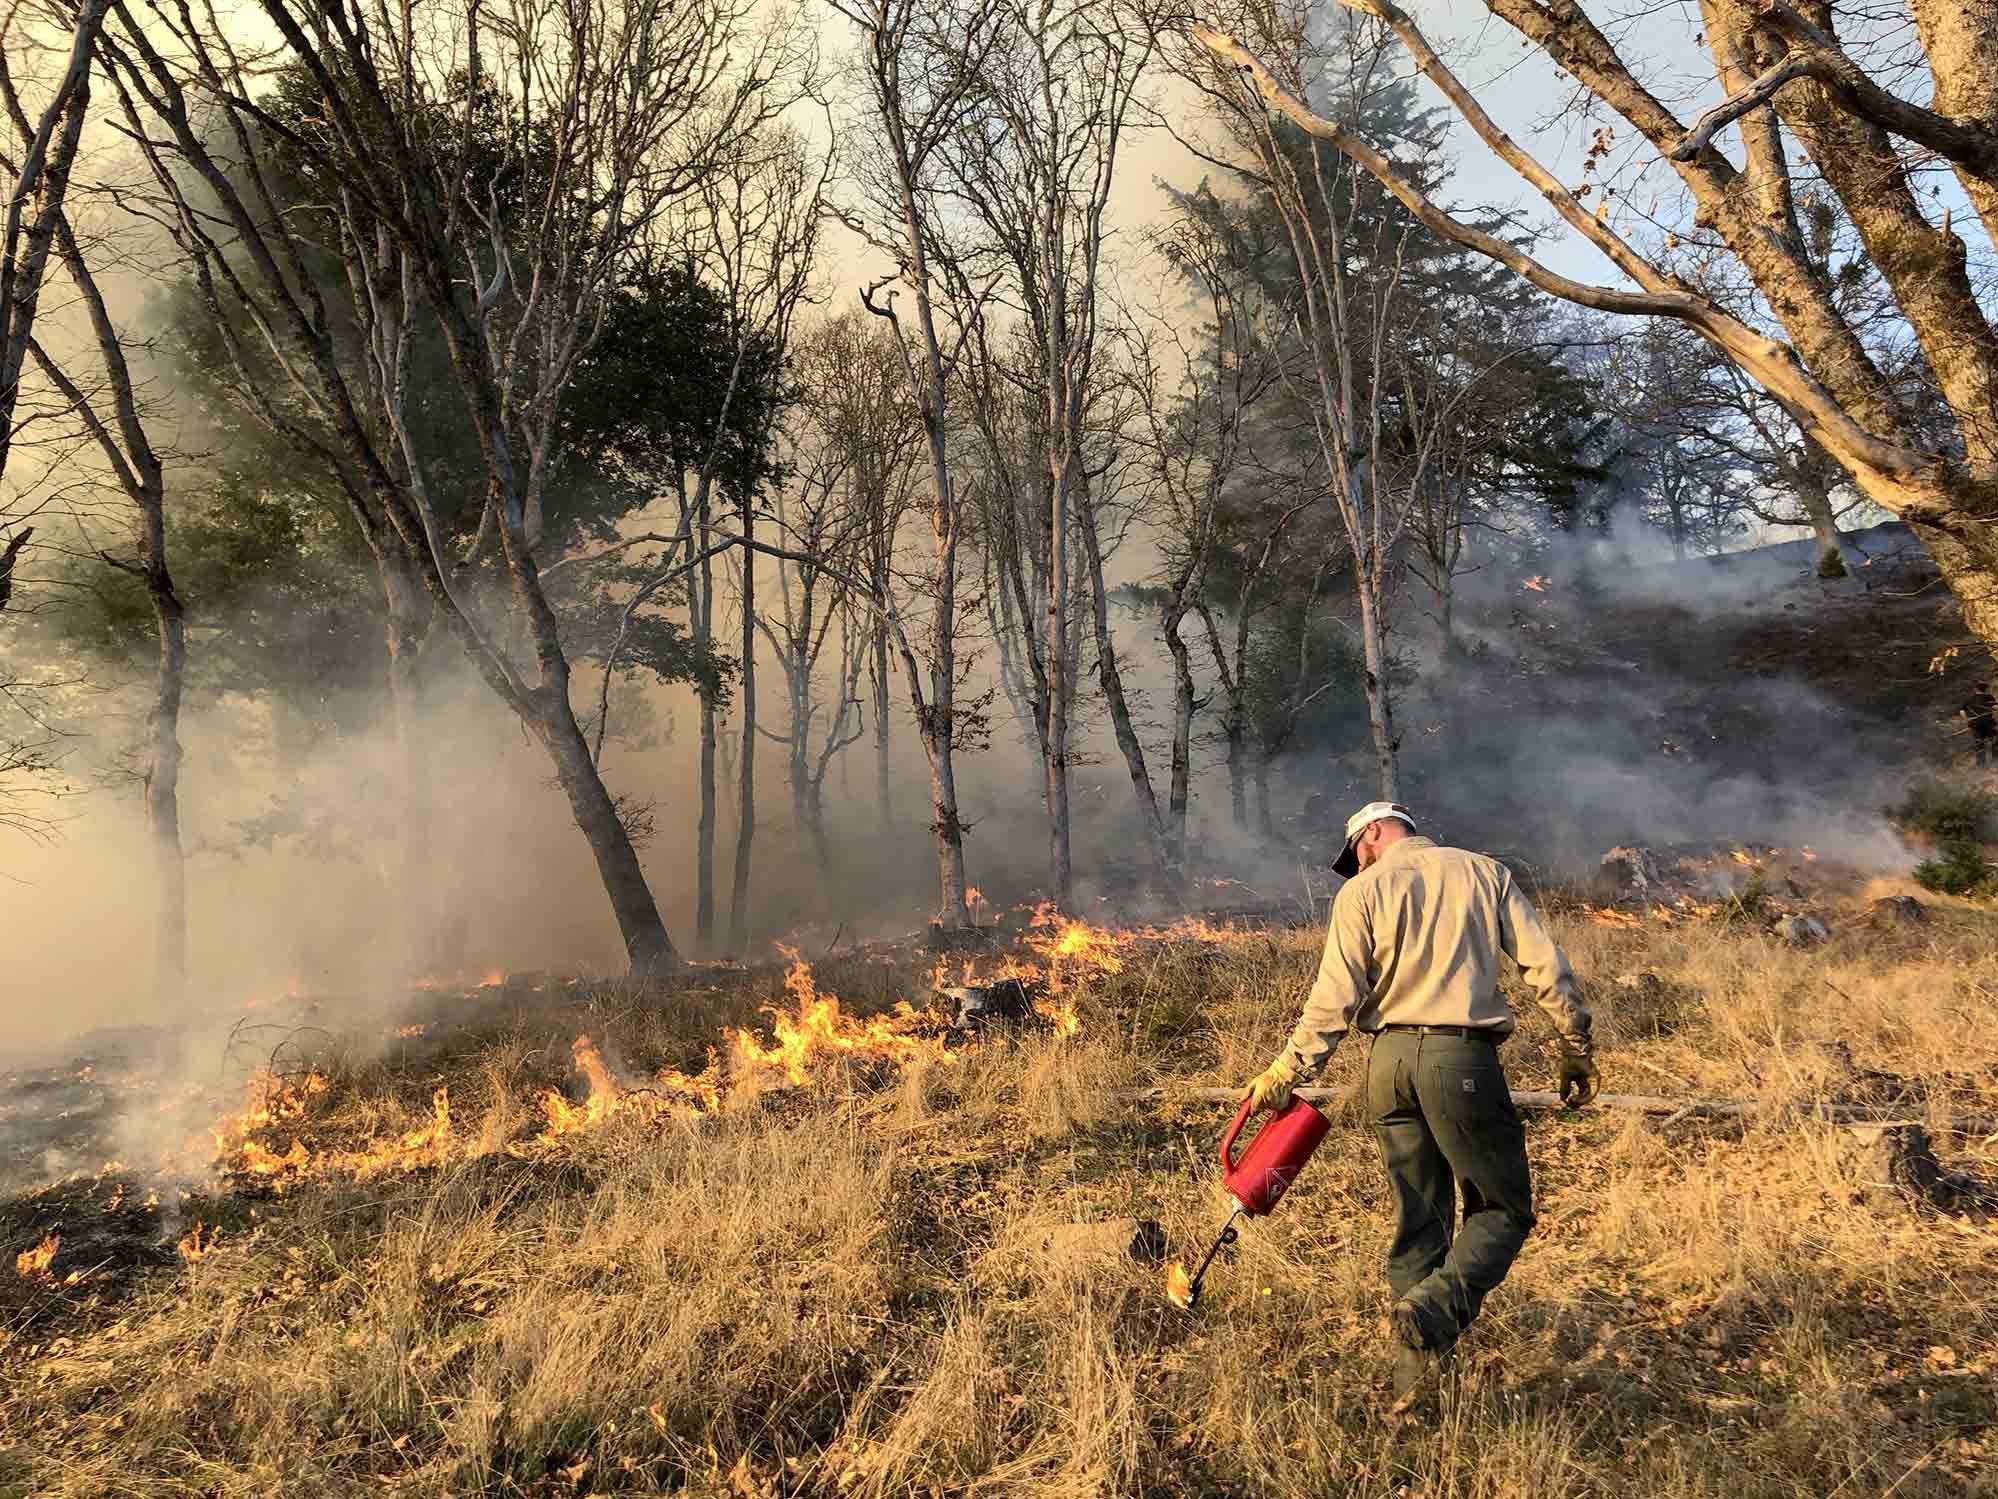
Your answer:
[1169,1207,1243,1312]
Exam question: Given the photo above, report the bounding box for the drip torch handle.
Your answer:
[1219,1096,1254,1176]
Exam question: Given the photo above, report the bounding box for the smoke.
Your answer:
[1360,517,1935,876]
[0,507,1950,1090]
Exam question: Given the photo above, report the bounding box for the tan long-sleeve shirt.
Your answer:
[1275,836,1592,1080]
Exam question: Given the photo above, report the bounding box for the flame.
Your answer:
[349,1088,454,1179]
[197,915,1269,1164]
[210,1071,454,1186]
[539,1036,721,1139]
[177,1219,215,1262]
[540,1036,624,1135]
[728,950,948,1088]
[1034,997,1081,1038]
[16,1233,58,1283]
[1585,906,1647,929]
[1522,575,1551,593]
[211,1070,328,1171]
[1153,915,1259,945]
[1164,1260,1194,1309]
[1025,906,1126,985]
[1586,900,1719,928]
[480,970,507,988]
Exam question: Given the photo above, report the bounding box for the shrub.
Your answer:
[1717,871,1770,928]
[1888,780,1995,844]
[1912,842,1998,898]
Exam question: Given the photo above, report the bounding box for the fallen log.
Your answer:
[1115,1087,1998,1135]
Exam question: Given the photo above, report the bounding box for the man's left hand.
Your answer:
[1241,1060,1296,1115]
[1557,1050,1599,1107]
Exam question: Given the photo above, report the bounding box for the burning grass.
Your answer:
[3,897,1997,1496]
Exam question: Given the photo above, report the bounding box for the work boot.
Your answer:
[1387,1301,1450,1417]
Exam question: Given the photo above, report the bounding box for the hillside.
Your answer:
[4,523,1997,1497]
[1347,522,1992,875]
[3,885,1996,1497]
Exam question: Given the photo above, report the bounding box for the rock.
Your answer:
[925,922,994,955]
[1870,895,1926,924]
[1836,1124,1947,1211]
[1776,914,1830,946]
[1598,846,1664,895]
[941,979,1038,1030]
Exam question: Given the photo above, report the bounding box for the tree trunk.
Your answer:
[1078,490,1176,891]
[1909,0,1998,249]
[929,718,971,924]
[1046,471,1073,908]
[1253,750,1274,841]
[696,538,717,951]
[785,652,823,876]
[537,698,675,970]
[802,782,832,876]
[1226,724,1248,831]
[1163,605,1194,867]
[728,500,756,957]
[1795,465,1850,579]
[381,563,432,977]
[142,541,186,1009]
[1358,582,1400,800]
[873,619,892,828]
[870,538,894,830]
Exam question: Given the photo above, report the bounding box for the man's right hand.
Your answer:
[1557,1050,1599,1107]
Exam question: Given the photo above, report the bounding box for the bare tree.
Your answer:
[762,314,919,883]
[922,0,1162,901]
[834,0,1010,930]
[24,208,186,1003]
[801,314,919,830]
[661,127,829,957]
[0,0,109,501]
[756,464,867,881]
[1127,202,1284,858]
[97,0,806,972]
[1192,0,1998,658]
[1180,7,1433,797]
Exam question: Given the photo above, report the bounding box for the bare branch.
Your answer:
[1665,54,1812,162]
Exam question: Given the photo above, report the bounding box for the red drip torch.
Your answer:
[1172,1095,1331,1311]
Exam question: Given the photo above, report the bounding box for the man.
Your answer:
[1240,801,1598,1410]
[1961,680,1996,768]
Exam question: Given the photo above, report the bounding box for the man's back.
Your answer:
[1275,835,1590,1079]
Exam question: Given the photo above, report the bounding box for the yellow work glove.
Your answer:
[1241,1058,1296,1115]
[1557,1050,1599,1108]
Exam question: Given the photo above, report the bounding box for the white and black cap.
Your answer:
[1332,800,1416,879]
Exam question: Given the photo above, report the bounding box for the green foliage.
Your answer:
[1717,871,1769,929]
[1912,842,1998,899]
[33,63,778,754]
[1890,781,1997,900]
[1888,780,1995,844]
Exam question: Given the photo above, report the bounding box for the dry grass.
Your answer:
[3,896,1996,1497]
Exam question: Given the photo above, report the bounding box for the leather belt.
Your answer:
[1373,1023,1501,1043]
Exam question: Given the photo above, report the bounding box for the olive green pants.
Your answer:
[1367,1029,1536,1352]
